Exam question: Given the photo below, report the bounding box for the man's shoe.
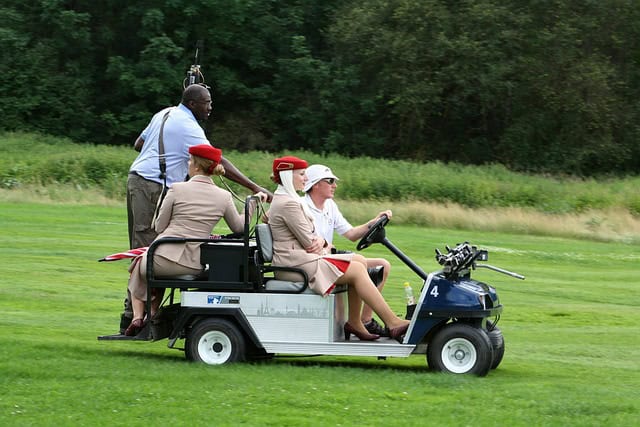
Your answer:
[363,318,389,336]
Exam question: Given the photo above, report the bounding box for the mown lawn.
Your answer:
[0,201,638,426]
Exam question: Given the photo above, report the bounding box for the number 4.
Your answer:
[429,285,439,298]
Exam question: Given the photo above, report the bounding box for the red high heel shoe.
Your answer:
[344,322,380,341]
[124,318,145,336]
[389,323,409,342]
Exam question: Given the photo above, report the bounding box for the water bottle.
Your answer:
[403,282,416,305]
[404,282,417,320]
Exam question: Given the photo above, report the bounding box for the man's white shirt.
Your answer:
[303,194,352,245]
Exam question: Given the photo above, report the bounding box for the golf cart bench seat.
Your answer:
[147,237,256,292]
[263,279,346,294]
[255,224,346,295]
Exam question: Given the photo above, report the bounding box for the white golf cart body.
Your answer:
[100,197,520,375]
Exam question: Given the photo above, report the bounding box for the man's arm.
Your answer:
[342,210,392,242]
[220,156,274,202]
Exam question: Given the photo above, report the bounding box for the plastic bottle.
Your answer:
[403,282,416,305]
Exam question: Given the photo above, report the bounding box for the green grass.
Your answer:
[1,201,638,426]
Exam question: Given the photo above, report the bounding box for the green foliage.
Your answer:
[2,1,640,175]
[0,133,131,196]
[1,133,638,218]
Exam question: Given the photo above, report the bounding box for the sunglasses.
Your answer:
[321,178,336,185]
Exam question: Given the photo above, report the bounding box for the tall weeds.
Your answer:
[1,131,638,242]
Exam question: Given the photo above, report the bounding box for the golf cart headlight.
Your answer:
[478,294,486,309]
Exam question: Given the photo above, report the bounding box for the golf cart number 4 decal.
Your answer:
[429,285,439,298]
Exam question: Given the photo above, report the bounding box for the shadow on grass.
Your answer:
[268,356,427,373]
[92,344,427,372]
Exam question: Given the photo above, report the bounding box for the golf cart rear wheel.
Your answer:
[486,320,504,369]
[185,318,245,365]
[427,323,493,376]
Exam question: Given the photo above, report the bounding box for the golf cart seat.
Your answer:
[146,236,256,291]
[255,223,313,293]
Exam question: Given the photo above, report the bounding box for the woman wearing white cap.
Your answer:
[303,164,392,336]
[267,156,410,342]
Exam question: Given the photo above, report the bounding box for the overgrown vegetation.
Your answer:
[2,132,639,243]
[2,132,639,214]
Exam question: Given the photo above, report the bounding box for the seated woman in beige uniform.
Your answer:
[125,144,266,336]
[266,156,410,341]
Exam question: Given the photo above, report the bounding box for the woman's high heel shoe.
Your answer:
[344,322,380,341]
[389,323,410,342]
[124,318,145,337]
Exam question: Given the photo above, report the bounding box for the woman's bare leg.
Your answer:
[347,286,364,327]
[336,259,408,330]
[361,257,390,323]
[131,296,145,321]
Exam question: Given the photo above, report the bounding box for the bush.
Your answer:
[0,132,637,216]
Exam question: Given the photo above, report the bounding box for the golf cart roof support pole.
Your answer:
[381,238,428,281]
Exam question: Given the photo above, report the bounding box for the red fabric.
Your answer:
[324,258,350,273]
[272,156,308,183]
[321,258,349,296]
[99,235,223,262]
[99,247,148,262]
[189,144,222,163]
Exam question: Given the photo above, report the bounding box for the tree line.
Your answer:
[1,0,639,176]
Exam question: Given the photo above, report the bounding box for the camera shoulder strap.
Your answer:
[151,108,173,229]
[157,109,172,183]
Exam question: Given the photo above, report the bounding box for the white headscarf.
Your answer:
[275,169,314,219]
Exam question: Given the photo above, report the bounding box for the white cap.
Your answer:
[303,164,339,192]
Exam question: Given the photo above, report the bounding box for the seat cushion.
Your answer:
[264,279,314,293]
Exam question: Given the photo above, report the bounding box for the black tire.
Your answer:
[427,323,493,376]
[486,321,505,370]
[185,318,246,365]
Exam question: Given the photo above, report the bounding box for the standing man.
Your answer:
[303,164,392,336]
[128,83,271,250]
[120,84,271,334]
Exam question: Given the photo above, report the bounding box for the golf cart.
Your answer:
[99,196,524,376]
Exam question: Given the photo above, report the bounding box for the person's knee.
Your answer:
[344,260,367,279]
[352,254,367,265]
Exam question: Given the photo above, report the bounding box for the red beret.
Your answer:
[272,156,308,183]
[189,144,222,164]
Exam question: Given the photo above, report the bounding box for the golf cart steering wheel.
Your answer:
[356,214,389,251]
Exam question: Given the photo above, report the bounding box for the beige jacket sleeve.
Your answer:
[278,198,317,249]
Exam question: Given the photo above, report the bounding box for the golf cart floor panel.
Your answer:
[263,339,415,357]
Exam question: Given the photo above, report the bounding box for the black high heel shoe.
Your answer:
[344,322,380,341]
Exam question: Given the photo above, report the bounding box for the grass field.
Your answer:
[1,200,638,426]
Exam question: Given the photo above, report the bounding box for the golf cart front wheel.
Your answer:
[185,318,246,365]
[427,323,493,376]
[486,320,505,369]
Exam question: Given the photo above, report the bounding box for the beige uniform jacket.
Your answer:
[152,175,245,268]
[128,175,246,300]
[267,194,353,295]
